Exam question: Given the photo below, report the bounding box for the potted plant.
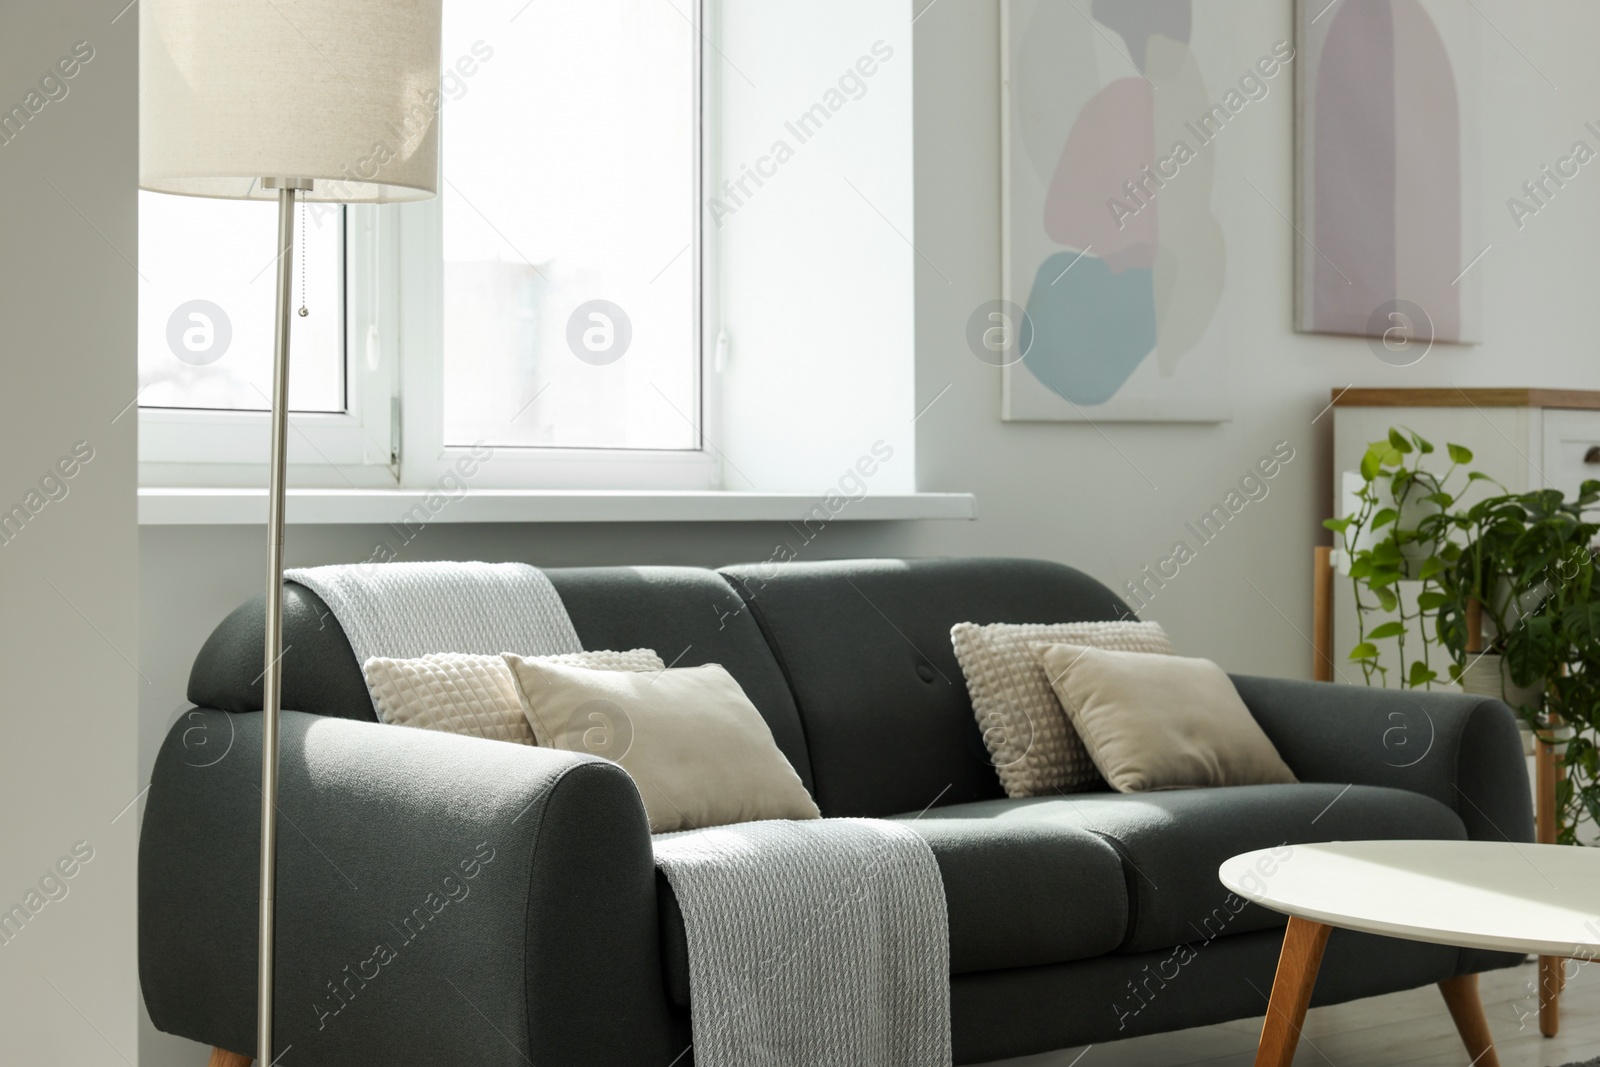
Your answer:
[1442,484,1600,843]
[1328,428,1600,843]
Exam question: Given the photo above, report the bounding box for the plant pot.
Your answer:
[1396,494,1444,578]
[1458,652,1543,756]
[1479,576,1553,645]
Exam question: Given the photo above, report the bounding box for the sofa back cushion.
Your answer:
[544,566,815,794]
[718,558,1133,818]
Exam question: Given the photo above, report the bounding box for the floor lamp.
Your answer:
[140,3,441,1062]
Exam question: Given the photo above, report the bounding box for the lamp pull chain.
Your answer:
[297,189,309,318]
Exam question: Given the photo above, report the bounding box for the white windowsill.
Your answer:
[138,487,978,525]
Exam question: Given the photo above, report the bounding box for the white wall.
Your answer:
[136,1,1600,1062]
[0,4,140,1065]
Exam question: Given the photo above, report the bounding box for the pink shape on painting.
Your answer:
[1391,0,1462,342]
[1044,77,1158,272]
[1312,0,1396,335]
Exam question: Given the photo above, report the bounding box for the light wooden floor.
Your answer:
[984,959,1600,1067]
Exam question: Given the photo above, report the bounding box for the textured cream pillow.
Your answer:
[363,649,665,745]
[1038,643,1297,792]
[502,655,821,833]
[951,620,1175,797]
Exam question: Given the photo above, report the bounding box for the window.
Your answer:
[440,2,699,453]
[137,195,344,413]
[138,0,707,490]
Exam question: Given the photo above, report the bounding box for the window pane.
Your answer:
[441,0,698,451]
[138,192,344,413]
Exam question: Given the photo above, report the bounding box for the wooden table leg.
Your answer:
[1255,916,1332,1067]
[208,1049,252,1067]
[1537,727,1562,1037]
[1439,974,1500,1067]
[1539,954,1562,1037]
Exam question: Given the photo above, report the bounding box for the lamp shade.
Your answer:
[140,0,442,203]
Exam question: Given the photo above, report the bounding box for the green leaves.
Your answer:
[1360,447,1382,482]
[1562,601,1600,647]
[1408,661,1439,687]
[1359,440,1407,481]
[1367,621,1406,640]
[1370,537,1401,561]
[1349,642,1379,662]
[1447,443,1474,465]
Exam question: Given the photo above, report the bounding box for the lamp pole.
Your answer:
[256,175,311,1067]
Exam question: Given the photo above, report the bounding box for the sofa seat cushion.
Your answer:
[922,784,1468,954]
[655,809,1129,1000]
[889,808,1131,974]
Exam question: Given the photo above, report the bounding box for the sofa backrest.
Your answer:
[719,558,1132,818]
[544,566,814,794]
[187,566,817,793]
[188,582,376,722]
[187,557,1132,818]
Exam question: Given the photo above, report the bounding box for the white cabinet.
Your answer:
[1543,408,1600,499]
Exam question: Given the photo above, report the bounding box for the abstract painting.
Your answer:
[1295,0,1482,343]
[1001,0,1235,423]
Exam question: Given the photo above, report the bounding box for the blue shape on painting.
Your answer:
[1022,251,1156,406]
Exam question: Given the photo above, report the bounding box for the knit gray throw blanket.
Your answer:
[654,818,951,1067]
[285,561,581,713]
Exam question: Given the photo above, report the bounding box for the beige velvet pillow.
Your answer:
[1038,643,1297,792]
[502,655,821,833]
[363,649,665,745]
[951,620,1175,796]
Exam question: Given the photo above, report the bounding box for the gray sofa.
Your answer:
[139,558,1534,1065]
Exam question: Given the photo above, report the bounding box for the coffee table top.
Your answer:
[1219,840,1600,960]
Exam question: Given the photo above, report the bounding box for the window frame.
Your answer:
[139,0,717,493]
[137,205,401,488]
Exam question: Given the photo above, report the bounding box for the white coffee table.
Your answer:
[1219,840,1600,1067]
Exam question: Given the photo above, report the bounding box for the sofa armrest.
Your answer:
[1230,675,1533,845]
[140,709,684,1066]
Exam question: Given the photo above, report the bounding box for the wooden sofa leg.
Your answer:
[208,1049,252,1067]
